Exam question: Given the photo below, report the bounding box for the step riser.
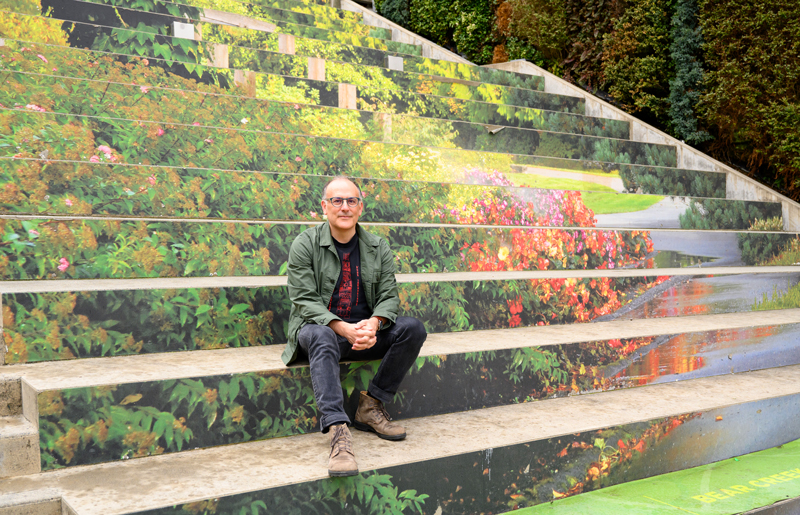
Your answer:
[0,161,781,231]
[3,215,797,281]
[5,274,799,363]
[0,40,566,112]
[70,0,415,54]
[27,322,800,471]
[0,379,21,416]
[4,108,678,177]
[0,434,40,479]
[2,105,663,169]
[122,392,800,514]
[3,72,621,137]
[0,11,543,90]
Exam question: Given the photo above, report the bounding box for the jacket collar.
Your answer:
[318,222,380,248]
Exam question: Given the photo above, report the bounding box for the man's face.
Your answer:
[321,179,363,236]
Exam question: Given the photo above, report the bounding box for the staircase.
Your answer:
[0,0,799,512]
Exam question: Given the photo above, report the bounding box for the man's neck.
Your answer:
[330,226,356,244]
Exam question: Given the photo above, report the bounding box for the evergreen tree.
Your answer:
[668,0,711,144]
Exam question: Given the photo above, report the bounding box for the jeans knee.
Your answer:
[299,324,339,358]
[399,317,426,349]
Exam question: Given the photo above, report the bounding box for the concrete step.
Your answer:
[3,107,679,173]
[0,160,780,230]
[3,311,798,472]
[2,270,798,362]
[3,365,800,513]
[47,0,423,66]
[3,71,623,137]
[0,415,39,478]
[74,0,414,51]
[1,209,797,279]
[0,38,567,112]
[0,10,542,91]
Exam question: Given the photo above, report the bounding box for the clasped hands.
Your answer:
[329,317,382,351]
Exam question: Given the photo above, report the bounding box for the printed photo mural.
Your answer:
[3,1,800,511]
[124,394,800,514]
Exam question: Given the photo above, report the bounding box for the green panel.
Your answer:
[520,438,800,515]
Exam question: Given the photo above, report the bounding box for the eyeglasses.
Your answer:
[324,197,362,208]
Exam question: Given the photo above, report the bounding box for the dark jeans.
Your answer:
[298,316,427,432]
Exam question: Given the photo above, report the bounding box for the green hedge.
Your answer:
[381,0,800,203]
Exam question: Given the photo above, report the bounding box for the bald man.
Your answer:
[282,176,427,477]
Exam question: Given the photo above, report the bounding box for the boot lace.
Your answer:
[377,403,393,422]
[331,425,353,456]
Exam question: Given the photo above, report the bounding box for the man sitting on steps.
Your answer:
[282,176,427,477]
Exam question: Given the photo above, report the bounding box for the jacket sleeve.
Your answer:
[287,234,342,328]
[370,239,400,326]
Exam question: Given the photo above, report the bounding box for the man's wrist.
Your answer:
[370,316,385,331]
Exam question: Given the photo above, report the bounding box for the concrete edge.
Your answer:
[1,266,800,294]
[483,60,800,232]
[0,489,61,513]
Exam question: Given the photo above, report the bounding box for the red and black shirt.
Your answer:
[328,233,370,323]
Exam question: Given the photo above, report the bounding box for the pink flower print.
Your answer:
[295,156,302,162]
[89,155,100,163]
[25,104,46,112]
[156,128,165,136]
[58,258,70,272]
[147,175,156,186]
[97,145,112,154]
[309,211,317,218]
[28,229,39,237]
[293,104,300,109]
[192,122,200,126]
[52,68,57,72]
[65,198,73,206]
[140,86,150,94]
[204,138,213,144]
[265,126,271,130]
[142,59,149,66]
[37,54,48,63]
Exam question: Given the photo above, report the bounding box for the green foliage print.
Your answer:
[678,199,782,231]
[138,472,427,515]
[38,369,318,469]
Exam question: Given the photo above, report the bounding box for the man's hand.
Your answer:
[329,318,382,351]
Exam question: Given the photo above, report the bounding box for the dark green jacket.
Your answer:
[282,222,399,365]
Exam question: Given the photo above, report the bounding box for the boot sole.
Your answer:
[353,421,406,441]
[328,468,359,477]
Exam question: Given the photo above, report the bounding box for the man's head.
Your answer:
[321,176,363,242]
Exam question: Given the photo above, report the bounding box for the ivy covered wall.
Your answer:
[374,0,800,203]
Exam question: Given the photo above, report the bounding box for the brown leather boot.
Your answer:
[328,424,358,477]
[353,391,407,441]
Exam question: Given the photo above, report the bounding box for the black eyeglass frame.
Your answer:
[323,196,362,208]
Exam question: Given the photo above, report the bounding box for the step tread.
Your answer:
[5,309,798,391]
[3,365,800,514]
[0,415,37,438]
[1,267,798,294]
